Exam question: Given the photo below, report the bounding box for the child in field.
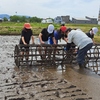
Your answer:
[48,26,67,44]
[19,23,34,61]
[38,24,56,59]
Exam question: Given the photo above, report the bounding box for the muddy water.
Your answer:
[47,65,100,100]
[0,35,100,100]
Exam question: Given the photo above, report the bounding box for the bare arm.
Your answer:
[92,38,95,44]
[38,33,44,44]
[63,37,68,43]
[31,35,34,44]
[52,37,56,44]
[22,37,27,45]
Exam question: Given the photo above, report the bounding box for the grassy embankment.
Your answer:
[0,22,100,43]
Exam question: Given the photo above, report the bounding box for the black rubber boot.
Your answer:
[79,63,84,69]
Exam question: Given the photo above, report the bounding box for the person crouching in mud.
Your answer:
[19,23,34,61]
[65,28,93,69]
[38,24,56,59]
[86,27,98,43]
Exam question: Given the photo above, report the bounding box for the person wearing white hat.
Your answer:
[86,27,98,43]
[38,24,56,59]
[48,26,67,45]
[39,24,56,44]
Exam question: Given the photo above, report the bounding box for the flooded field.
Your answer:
[0,35,100,100]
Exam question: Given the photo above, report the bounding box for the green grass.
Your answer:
[0,22,100,42]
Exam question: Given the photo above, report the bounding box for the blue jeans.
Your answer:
[77,43,93,64]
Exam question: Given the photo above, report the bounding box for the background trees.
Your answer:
[10,15,42,23]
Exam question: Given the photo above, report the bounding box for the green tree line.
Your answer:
[3,15,42,23]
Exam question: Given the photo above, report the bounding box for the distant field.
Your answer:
[0,22,100,43]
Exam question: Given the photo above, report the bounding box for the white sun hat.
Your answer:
[92,27,98,34]
[47,24,54,34]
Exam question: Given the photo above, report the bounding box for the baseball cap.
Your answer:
[92,27,98,34]
[60,26,67,32]
[24,23,32,29]
[47,24,54,34]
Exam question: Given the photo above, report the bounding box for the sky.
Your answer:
[0,0,100,19]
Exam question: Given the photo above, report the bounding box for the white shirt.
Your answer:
[67,30,93,49]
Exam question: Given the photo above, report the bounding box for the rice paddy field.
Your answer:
[0,23,100,99]
[0,22,100,43]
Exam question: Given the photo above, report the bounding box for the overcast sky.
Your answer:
[0,0,100,19]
